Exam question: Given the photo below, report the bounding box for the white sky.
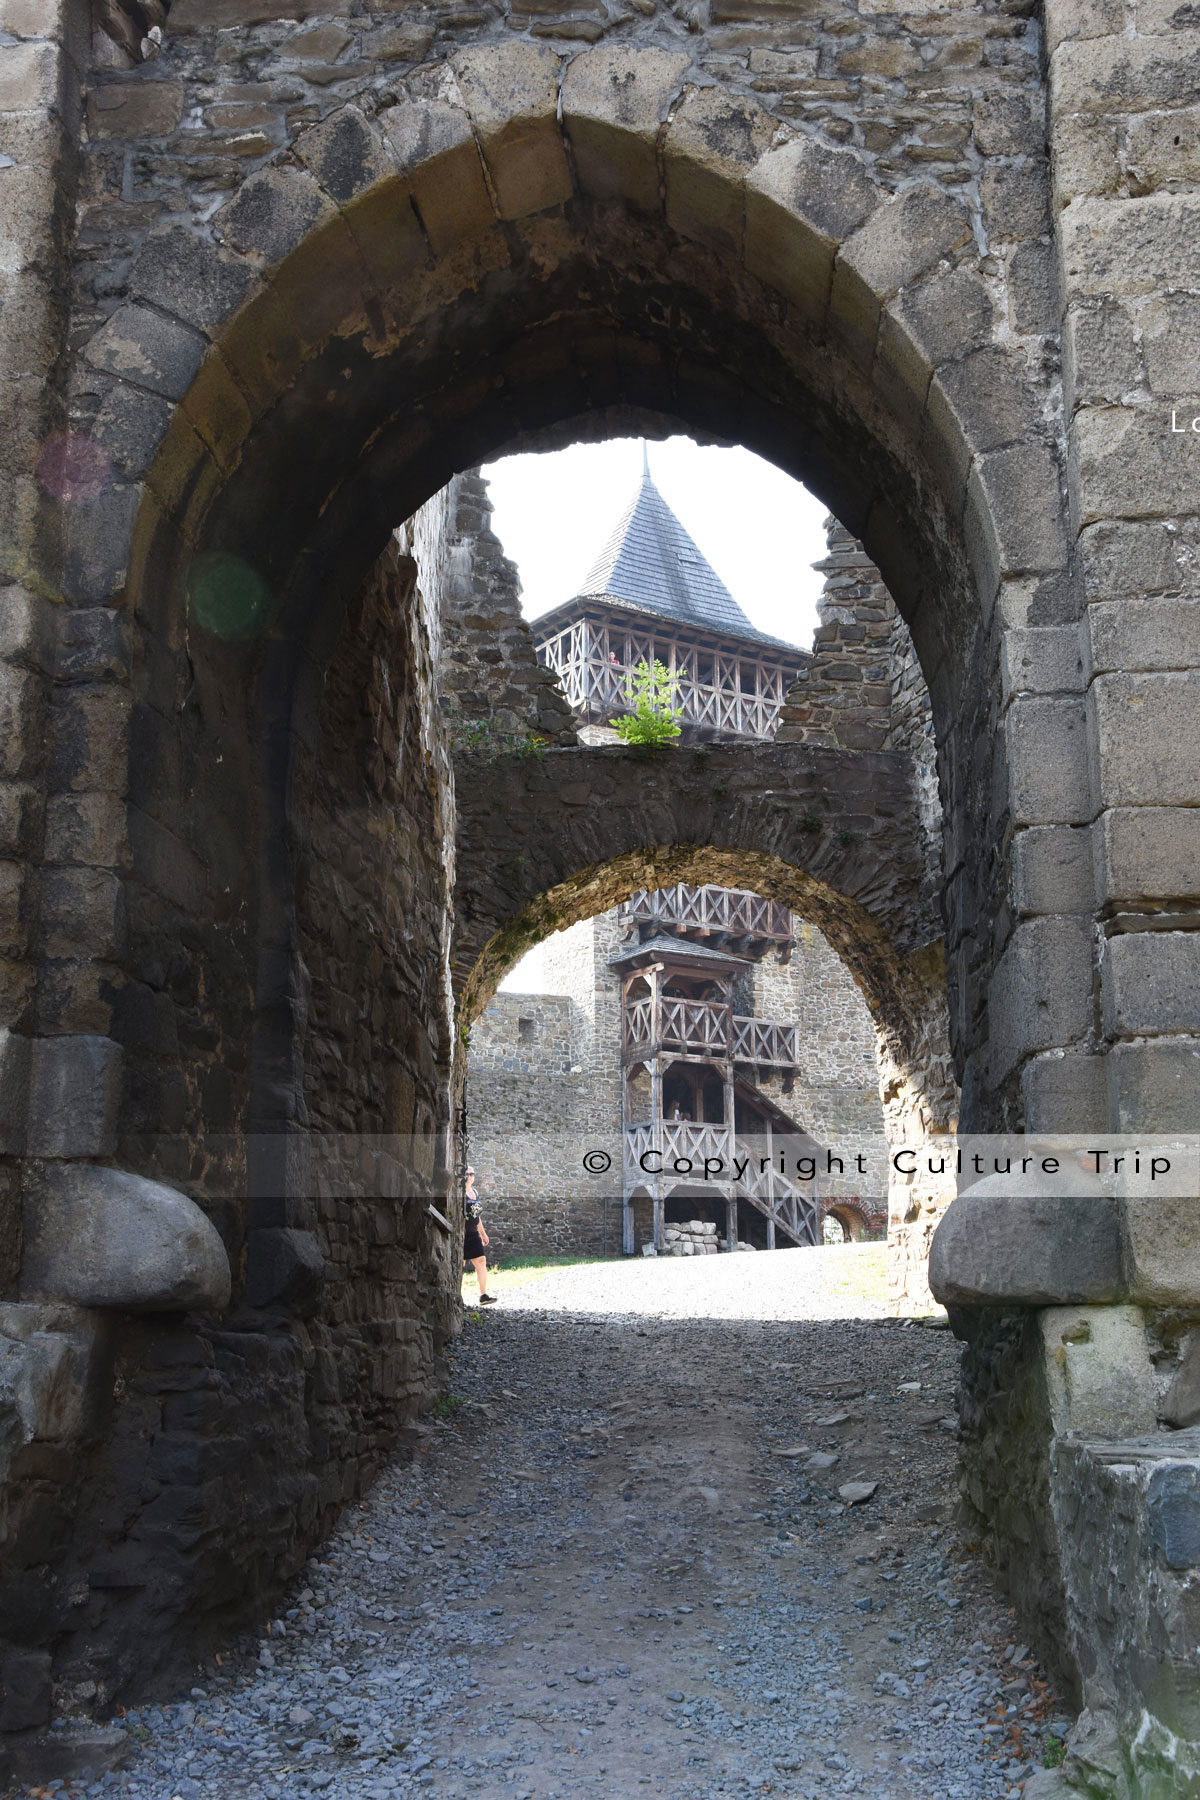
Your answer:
[484,437,829,994]
[480,436,828,651]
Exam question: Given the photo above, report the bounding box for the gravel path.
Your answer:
[19,1248,1069,1800]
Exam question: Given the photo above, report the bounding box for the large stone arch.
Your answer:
[452,738,957,1301]
[0,23,1117,1747]
[62,47,1065,1183]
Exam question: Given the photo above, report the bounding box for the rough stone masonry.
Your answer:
[0,0,1199,1791]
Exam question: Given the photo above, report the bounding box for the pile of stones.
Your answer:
[664,1219,720,1255]
[641,1222,761,1255]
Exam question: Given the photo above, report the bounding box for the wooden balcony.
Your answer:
[619,883,793,948]
[536,618,796,742]
[622,995,798,1069]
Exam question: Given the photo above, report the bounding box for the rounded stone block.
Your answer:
[21,1164,231,1312]
[561,45,689,214]
[929,1186,1124,1306]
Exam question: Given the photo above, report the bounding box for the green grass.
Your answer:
[462,1253,608,1298]
[818,1241,889,1308]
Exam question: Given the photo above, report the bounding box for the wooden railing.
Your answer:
[731,1015,800,1067]
[620,884,792,943]
[623,994,798,1068]
[622,1123,819,1246]
[535,622,797,743]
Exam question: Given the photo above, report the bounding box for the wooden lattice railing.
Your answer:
[619,884,792,942]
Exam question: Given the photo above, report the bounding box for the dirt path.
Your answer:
[32,1248,1069,1800]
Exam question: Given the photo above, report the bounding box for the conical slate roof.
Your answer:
[538,460,799,652]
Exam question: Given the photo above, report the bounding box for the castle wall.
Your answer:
[466,904,890,1256]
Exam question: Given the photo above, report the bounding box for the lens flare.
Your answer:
[36,431,111,504]
[185,552,272,640]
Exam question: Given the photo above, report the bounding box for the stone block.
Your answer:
[381,100,495,255]
[1162,1334,1200,1429]
[1127,107,1200,199]
[1091,672,1200,808]
[1063,302,1141,413]
[1022,1049,1110,1132]
[60,481,142,604]
[0,1650,51,1731]
[1108,1038,1200,1131]
[83,303,206,403]
[925,348,1043,497]
[1079,520,1188,603]
[664,85,775,254]
[0,1027,29,1156]
[745,135,878,326]
[0,39,58,114]
[92,382,173,481]
[929,1190,1123,1306]
[451,43,570,221]
[1071,407,1200,530]
[21,1164,231,1312]
[44,792,128,870]
[1088,597,1200,676]
[26,1035,122,1159]
[1012,825,1095,916]
[965,445,1069,607]
[1147,1462,1200,1569]
[561,45,687,214]
[40,868,121,960]
[1006,695,1094,826]
[217,163,334,266]
[1060,194,1200,299]
[877,268,993,415]
[47,685,130,795]
[245,1226,325,1313]
[1124,1199,1200,1306]
[1097,807,1200,904]
[988,916,1094,1082]
[1041,1304,1157,1436]
[0,664,44,780]
[0,584,53,673]
[972,91,1043,158]
[1103,931,1200,1038]
[831,185,971,369]
[980,164,1050,241]
[129,225,253,338]
[294,105,394,208]
[86,81,184,140]
[1007,242,1056,336]
[1051,32,1200,116]
[1002,626,1086,702]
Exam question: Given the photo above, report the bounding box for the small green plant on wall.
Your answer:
[611,658,682,747]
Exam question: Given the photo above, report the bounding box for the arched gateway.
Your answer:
[0,5,1197,1786]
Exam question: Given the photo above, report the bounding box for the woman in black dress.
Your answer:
[463,1166,495,1305]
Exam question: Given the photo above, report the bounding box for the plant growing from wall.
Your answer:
[610,658,682,747]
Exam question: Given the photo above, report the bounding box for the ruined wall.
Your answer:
[424,469,576,749]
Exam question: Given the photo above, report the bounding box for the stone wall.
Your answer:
[424,470,576,749]
[467,905,892,1256]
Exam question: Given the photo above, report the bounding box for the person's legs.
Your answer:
[470,1254,488,1297]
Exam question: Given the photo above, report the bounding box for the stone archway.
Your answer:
[0,34,1103,1741]
[451,734,956,1304]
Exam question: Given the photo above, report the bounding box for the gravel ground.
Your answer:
[17,1248,1071,1800]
